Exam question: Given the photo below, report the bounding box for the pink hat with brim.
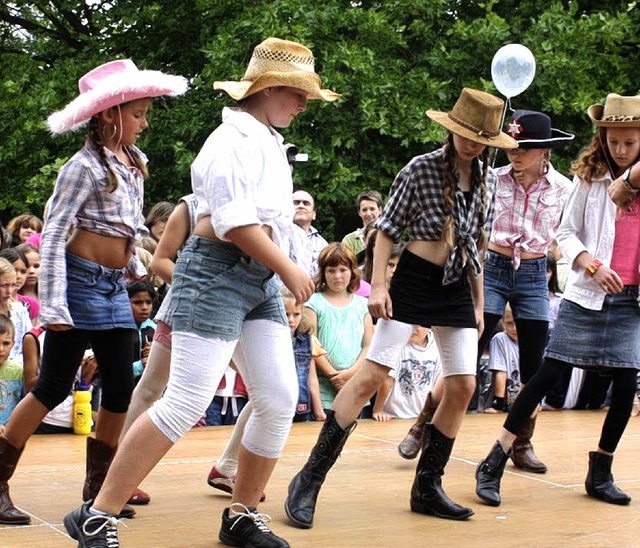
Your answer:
[47,59,188,134]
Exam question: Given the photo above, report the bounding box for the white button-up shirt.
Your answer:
[557,173,617,311]
[192,107,294,254]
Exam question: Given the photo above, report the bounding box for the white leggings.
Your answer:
[367,319,478,376]
[148,319,297,458]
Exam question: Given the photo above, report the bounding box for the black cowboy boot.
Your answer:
[284,409,356,529]
[511,415,547,473]
[0,436,30,525]
[410,423,474,520]
[83,437,136,519]
[475,441,511,506]
[398,392,438,460]
[585,451,631,505]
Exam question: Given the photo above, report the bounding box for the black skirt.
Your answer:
[389,249,476,328]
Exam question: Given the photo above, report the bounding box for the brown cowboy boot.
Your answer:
[83,437,136,519]
[0,436,30,525]
[511,415,547,473]
[398,392,438,460]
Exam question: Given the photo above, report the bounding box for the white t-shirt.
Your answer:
[488,332,520,407]
[383,332,442,419]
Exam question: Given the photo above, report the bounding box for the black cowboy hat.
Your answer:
[505,110,574,149]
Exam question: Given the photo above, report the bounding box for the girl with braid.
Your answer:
[285,88,517,528]
[0,59,186,526]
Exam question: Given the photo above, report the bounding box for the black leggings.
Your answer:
[32,327,136,414]
[479,313,549,384]
[504,358,638,453]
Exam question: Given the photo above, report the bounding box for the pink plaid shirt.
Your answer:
[490,163,573,269]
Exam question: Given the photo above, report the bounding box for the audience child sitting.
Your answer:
[0,257,32,365]
[0,316,22,426]
[372,326,443,422]
[484,304,520,413]
[205,366,249,426]
[0,248,38,323]
[126,281,157,382]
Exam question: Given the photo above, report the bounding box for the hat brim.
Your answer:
[47,70,188,134]
[587,104,640,127]
[426,110,518,149]
[214,71,340,102]
[513,128,575,149]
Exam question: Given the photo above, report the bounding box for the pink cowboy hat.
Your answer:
[47,59,188,134]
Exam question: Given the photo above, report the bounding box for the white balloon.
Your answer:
[491,44,536,98]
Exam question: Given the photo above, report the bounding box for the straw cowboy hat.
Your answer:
[587,93,640,127]
[214,37,340,102]
[426,88,518,149]
[505,110,574,149]
[47,59,188,134]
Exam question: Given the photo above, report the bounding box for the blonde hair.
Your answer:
[280,287,314,334]
[0,257,16,279]
[135,247,163,290]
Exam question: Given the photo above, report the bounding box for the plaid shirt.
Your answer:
[375,148,496,284]
[40,140,148,326]
[491,163,572,269]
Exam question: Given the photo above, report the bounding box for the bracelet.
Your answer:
[586,258,602,277]
[622,166,639,192]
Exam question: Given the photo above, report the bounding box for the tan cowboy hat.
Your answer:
[426,88,517,149]
[587,93,640,127]
[214,37,340,102]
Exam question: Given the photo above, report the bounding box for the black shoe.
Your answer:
[219,504,289,548]
[63,500,120,548]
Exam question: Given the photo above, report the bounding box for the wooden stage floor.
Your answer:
[1,410,639,547]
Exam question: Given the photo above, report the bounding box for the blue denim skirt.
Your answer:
[171,236,287,341]
[545,287,640,370]
[65,253,136,330]
[483,250,549,321]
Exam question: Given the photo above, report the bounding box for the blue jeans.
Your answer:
[483,250,549,321]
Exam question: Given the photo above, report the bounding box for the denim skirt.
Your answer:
[545,286,640,370]
[171,236,287,341]
[389,250,476,328]
[65,253,136,330]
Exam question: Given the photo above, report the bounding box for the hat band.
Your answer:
[602,115,640,123]
[449,113,500,139]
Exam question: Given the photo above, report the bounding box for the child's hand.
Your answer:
[141,343,152,366]
[329,371,349,391]
[314,410,327,422]
[372,411,392,422]
[281,265,314,304]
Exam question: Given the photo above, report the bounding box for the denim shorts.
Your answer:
[483,250,549,321]
[171,236,287,340]
[65,253,136,330]
[545,287,640,370]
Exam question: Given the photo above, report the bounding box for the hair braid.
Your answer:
[442,133,456,248]
[89,117,119,193]
[476,149,489,251]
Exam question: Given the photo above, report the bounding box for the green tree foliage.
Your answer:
[0,1,638,239]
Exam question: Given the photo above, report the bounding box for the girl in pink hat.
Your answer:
[0,59,186,526]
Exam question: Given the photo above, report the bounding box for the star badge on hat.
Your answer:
[507,119,522,137]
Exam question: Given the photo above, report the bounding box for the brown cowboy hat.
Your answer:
[214,37,340,102]
[587,93,640,127]
[426,88,518,149]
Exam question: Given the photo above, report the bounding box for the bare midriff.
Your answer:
[66,228,131,269]
[405,239,451,267]
[193,216,273,241]
[488,242,545,260]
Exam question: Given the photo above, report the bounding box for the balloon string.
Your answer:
[490,97,513,167]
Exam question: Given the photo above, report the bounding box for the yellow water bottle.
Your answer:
[73,381,92,435]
